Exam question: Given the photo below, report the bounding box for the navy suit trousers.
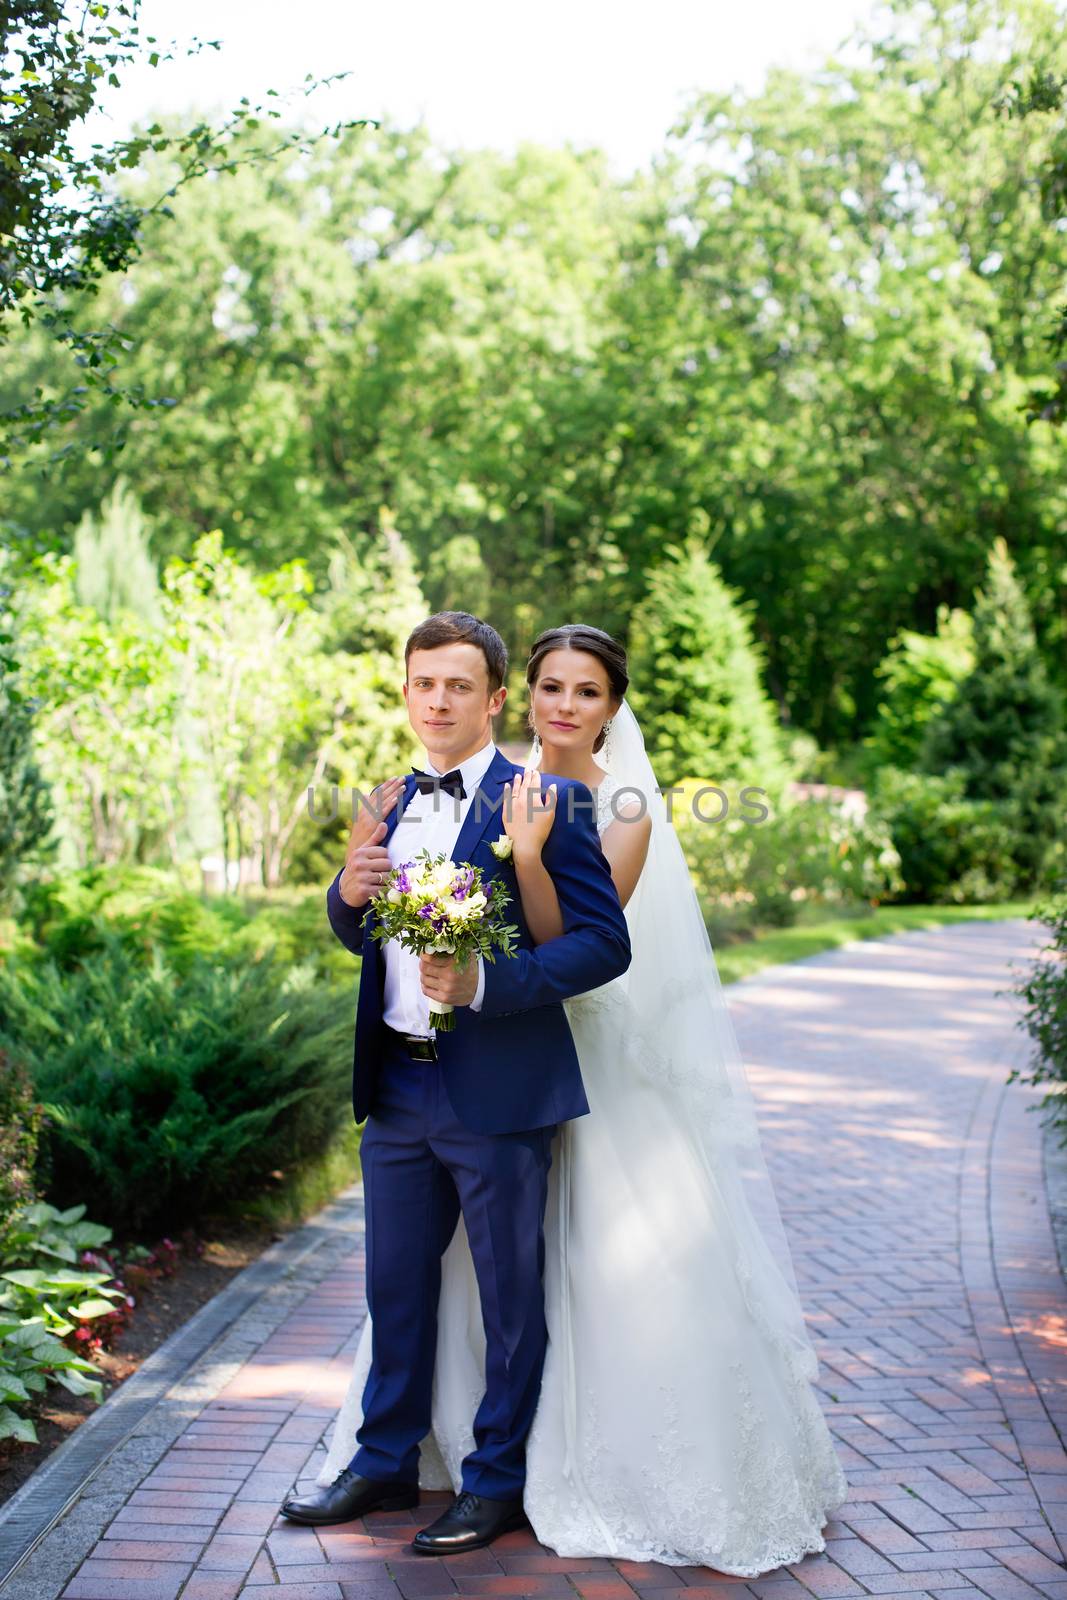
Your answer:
[349,1036,556,1500]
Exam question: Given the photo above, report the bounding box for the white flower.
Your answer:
[489,834,513,860]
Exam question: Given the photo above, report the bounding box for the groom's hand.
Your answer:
[339,820,392,907]
[338,776,405,906]
[419,951,479,1007]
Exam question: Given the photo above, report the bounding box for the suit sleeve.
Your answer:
[478,780,632,1018]
[327,868,370,956]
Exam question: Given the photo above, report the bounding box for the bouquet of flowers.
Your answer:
[368,849,520,1031]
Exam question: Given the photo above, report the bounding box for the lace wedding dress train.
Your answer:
[317,755,848,1574]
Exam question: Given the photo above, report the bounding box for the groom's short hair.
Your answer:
[405,612,508,694]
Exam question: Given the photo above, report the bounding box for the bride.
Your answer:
[316,622,848,1575]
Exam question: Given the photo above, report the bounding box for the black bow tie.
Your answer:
[411,765,466,799]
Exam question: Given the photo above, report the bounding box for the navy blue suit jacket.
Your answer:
[326,748,632,1134]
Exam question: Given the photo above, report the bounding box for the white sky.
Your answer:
[75,0,885,176]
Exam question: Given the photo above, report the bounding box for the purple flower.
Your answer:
[451,866,475,900]
[417,903,437,919]
[395,868,411,893]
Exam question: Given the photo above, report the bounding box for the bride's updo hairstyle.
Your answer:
[525,623,629,754]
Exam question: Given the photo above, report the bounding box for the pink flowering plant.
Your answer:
[368,849,519,1030]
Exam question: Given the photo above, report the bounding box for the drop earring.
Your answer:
[601,719,615,762]
[530,729,542,759]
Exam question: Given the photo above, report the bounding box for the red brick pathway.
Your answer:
[34,922,1067,1600]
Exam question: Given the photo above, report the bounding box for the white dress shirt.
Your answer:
[381,739,496,1037]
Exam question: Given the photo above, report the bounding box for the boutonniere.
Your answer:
[489,833,513,861]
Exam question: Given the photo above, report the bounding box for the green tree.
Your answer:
[923,538,1066,873]
[425,534,491,618]
[72,476,161,624]
[627,540,786,788]
[0,631,54,904]
[320,514,427,664]
[994,67,1067,426]
[163,533,321,889]
[13,552,183,865]
[658,0,1067,741]
[163,528,423,888]
[864,606,975,774]
[0,0,370,472]
[3,0,1065,750]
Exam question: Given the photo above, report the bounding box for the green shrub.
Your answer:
[629,540,788,790]
[2,1199,114,1271]
[921,540,1066,880]
[0,1049,42,1232]
[0,639,55,910]
[0,1201,119,1444]
[1011,893,1067,1144]
[17,867,230,972]
[870,768,1022,904]
[863,605,975,776]
[0,933,353,1236]
[674,781,903,938]
[0,1315,105,1444]
[0,1203,124,1339]
[17,866,351,985]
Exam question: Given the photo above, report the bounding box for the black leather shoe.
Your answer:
[281,1466,419,1526]
[411,1489,527,1555]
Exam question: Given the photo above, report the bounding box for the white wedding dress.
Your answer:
[318,707,848,1575]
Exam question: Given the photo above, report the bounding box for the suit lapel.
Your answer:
[451,748,514,865]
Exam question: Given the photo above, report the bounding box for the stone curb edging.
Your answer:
[0,1179,365,1594]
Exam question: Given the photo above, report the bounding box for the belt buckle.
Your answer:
[404,1034,438,1063]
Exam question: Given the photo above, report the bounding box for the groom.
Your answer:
[282,611,631,1554]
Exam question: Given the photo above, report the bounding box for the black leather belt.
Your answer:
[384,1025,438,1062]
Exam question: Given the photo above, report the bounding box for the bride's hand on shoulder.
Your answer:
[504,767,557,863]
